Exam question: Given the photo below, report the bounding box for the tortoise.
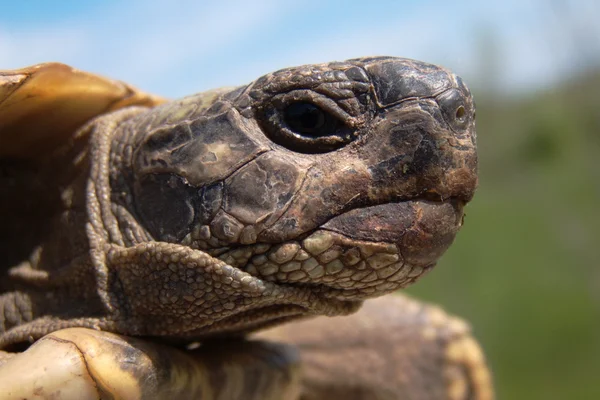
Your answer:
[0,58,493,399]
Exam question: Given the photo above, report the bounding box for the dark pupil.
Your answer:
[284,102,329,136]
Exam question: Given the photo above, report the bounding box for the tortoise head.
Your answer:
[108,57,476,334]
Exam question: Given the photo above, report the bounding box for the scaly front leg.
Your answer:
[0,328,300,400]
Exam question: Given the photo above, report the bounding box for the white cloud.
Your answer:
[0,0,305,95]
[165,2,479,95]
[0,27,89,67]
[1,0,598,98]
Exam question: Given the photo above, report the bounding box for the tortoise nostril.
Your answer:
[436,88,471,132]
[455,106,466,121]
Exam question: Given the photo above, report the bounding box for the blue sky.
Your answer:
[1,0,598,98]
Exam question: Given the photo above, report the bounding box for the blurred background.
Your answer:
[1,0,599,398]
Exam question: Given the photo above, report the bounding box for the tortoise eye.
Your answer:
[256,92,357,154]
[283,102,339,137]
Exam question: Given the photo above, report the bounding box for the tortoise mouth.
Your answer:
[320,198,465,266]
[233,197,464,300]
[168,198,465,339]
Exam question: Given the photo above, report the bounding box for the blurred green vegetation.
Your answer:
[407,69,600,399]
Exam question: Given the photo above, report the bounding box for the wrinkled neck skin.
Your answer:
[0,125,108,339]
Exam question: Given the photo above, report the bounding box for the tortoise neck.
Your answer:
[92,106,155,248]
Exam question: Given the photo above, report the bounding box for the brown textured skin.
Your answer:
[260,295,494,400]
[0,59,492,398]
[0,296,493,400]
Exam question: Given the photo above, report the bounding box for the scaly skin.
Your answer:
[0,57,490,399]
[1,57,477,347]
[0,296,494,400]
[260,295,494,400]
